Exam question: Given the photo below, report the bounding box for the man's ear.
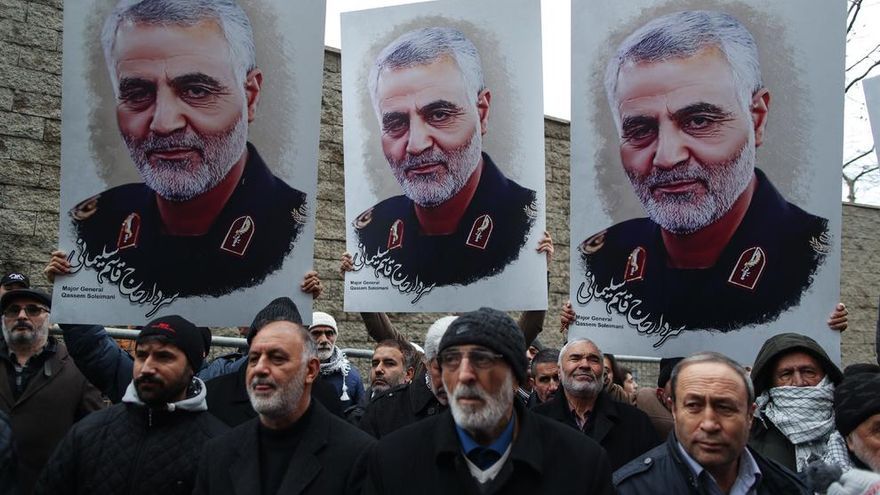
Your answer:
[750,88,770,148]
[405,366,415,383]
[304,357,320,385]
[477,89,491,136]
[245,68,263,123]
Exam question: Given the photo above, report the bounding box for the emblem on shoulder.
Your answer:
[387,219,404,250]
[580,230,607,255]
[624,246,647,283]
[291,203,308,225]
[221,215,255,257]
[727,246,766,291]
[810,231,831,255]
[466,214,494,250]
[117,212,141,250]
[354,208,373,230]
[70,194,101,222]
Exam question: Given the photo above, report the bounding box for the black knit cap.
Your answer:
[246,297,303,346]
[835,372,880,437]
[438,307,527,384]
[138,315,207,372]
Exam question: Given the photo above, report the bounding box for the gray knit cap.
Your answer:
[438,307,527,384]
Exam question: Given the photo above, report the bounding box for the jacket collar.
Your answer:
[231,400,330,495]
[0,338,67,408]
[409,375,443,415]
[122,376,209,412]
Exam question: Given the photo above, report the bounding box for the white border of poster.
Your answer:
[341,0,547,312]
[54,0,325,326]
[569,0,844,363]
[865,75,880,167]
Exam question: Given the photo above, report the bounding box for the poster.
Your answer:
[341,0,547,312]
[865,75,880,166]
[569,0,844,362]
[54,0,326,326]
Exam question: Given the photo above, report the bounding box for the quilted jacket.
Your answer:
[34,378,228,495]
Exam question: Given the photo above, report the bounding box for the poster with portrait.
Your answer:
[865,75,880,166]
[569,0,844,362]
[341,0,547,312]
[54,0,326,326]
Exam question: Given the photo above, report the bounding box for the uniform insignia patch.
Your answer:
[354,208,373,229]
[810,231,831,255]
[221,216,255,256]
[623,246,646,283]
[388,219,404,250]
[524,200,538,220]
[728,246,766,290]
[291,204,308,225]
[116,213,141,250]
[466,214,494,250]
[581,230,606,255]
[70,194,100,221]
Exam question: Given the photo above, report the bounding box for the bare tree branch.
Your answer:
[847,0,862,34]
[846,43,880,71]
[844,147,876,169]
[846,58,880,92]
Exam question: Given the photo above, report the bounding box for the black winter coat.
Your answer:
[359,379,444,438]
[614,433,809,495]
[533,389,661,470]
[364,401,615,495]
[193,401,374,495]
[34,402,228,495]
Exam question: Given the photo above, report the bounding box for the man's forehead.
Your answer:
[677,363,746,399]
[774,350,823,370]
[376,58,469,108]
[373,345,403,360]
[310,325,335,333]
[565,341,600,357]
[535,362,558,373]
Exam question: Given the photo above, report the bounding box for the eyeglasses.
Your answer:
[439,349,504,370]
[3,304,49,318]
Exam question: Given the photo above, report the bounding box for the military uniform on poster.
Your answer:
[70,143,307,298]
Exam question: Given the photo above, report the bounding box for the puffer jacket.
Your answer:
[34,378,228,495]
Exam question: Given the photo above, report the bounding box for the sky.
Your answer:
[325,0,880,205]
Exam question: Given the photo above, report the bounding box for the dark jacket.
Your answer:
[748,332,843,471]
[205,363,343,427]
[364,401,615,495]
[614,433,809,495]
[359,379,444,438]
[0,409,17,495]
[193,401,375,495]
[0,338,104,494]
[533,388,661,470]
[34,381,228,495]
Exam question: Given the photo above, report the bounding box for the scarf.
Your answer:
[756,377,852,472]
[320,346,352,401]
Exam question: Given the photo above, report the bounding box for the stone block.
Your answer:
[18,45,61,74]
[0,232,56,261]
[38,163,58,188]
[0,158,39,185]
[26,2,61,31]
[0,207,34,234]
[42,117,59,142]
[0,64,60,95]
[0,134,60,164]
[27,0,61,10]
[0,183,57,211]
[0,40,18,66]
[12,90,60,118]
[0,87,11,110]
[0,0,24,22]
[34,210,58,237]
[0,110,43,138]
[0,18,56,50]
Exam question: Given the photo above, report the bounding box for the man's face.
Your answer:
[370,345,411,395]
[112,20,259,202]
[672,362,755,474]
[847,413,880,472]
[614,47,767,235]
[1,297,50,349]
[428,358,448,405]
[561,341,604,398]
[603,355,614,387]
[375,57,489,207]
[133,340,192,405]
[247,322,316,418]
[309,325,337,361]
[440,344,515,434]
[771,351,826,388]
[530,362,560,403]
[623,372,638,395]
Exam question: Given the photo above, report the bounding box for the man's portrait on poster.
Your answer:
[352,26,538,290]
[68,0,307,301]
[577,9,830,335]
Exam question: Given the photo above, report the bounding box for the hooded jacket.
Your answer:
[748,332,843,472]
[34,378,228,495]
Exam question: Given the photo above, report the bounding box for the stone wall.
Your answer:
[0,15,877,374]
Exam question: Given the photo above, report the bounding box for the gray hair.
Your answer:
[603,10,762,131]
[423,315,457,361]
[368,27,485,117]
[101,0,256,93]
[558,337,604,369]
[670,351,755,404]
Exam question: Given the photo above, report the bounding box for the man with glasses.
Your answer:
[533,338,659,469]
[364,307,614,494]
[748,333,848,472]
[0,289,103,493]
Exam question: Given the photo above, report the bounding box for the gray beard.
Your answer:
[1,318,48,351]
[247,363,306,418]
[386,126,482,207]
[561,370,603,399]
[123,111,248,202]
[445,373,514,436]
[627,131,756,235]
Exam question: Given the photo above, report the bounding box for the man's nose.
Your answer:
[149,87,187,135]
[790,370,809,387]
[652,125,688,170]
[456,356,478,384]
[405,118,433,155]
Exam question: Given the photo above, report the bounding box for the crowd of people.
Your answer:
[0,237,876,495]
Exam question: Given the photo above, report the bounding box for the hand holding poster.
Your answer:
[569,0,844,362]
[341,0,547,312]
[54,0,326,325]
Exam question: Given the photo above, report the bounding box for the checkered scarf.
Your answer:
[756,377,852,472]
[320,346,352,401]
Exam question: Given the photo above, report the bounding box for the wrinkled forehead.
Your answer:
[564,341,601,360]
[375,57,470,108]
[677,362,748,401]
